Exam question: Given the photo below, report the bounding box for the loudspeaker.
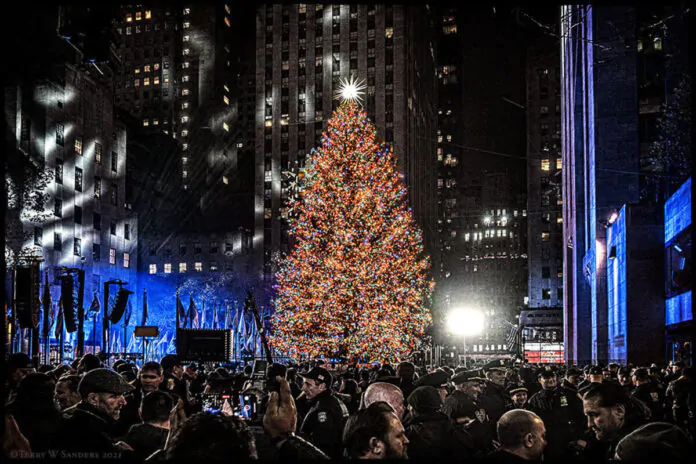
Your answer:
[61,275,79,333]
[109,288,134,324]
[15,267,35,329]
[176,328,233,362]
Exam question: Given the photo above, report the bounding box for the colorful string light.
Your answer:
[269,102,433,363]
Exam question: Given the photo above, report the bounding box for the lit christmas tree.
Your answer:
[270,78,433,363]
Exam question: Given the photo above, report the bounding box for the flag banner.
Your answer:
[189,295,199,329]
[54,301,63,340]
[87,291,100,317]
[141,289,148,326]
[177,295,187,328]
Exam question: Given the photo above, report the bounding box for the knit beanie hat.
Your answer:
[615,422,693,461]
[407,386,442,413]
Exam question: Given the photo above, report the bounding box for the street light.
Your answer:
[447,307,485,367]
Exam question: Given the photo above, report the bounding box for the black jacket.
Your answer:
[480,381,510,426]
[7,402,65,453]
[404,411,469,462]
[299,390,349,459]
[123,423,168,461]
[488,448,540,463]
[631,383,665,422]
[60,402,135,459]
[527,387,585,460]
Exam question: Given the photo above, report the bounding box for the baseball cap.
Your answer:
[78,368,135,397]
[299,366,333,388]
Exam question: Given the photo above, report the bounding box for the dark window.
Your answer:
[94,176,102,199]
[34,227,43,246]
[542,267,550,279]
[54,232,62,251]
[225,242,233,253]
[210,242,218,253]
[93,212,101,230]
[194,242,202,254]
[74,238,82,256]
[54,198,63,217]
[74,206,82,224]
[111,152,118,172]
[93,244,101,262]
[180,243,187,255]
[55,159,63,184]
[110,221,116,235]
[124,223,130,240]
[542,289,551,300]
[75,167,83,192]
[56,123,64,146]
[111,183,118,206]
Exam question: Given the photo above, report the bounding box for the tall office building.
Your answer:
[525,29,564,354]
[254,4,438,305]
[434,7,528,357]
[561,5,689,364]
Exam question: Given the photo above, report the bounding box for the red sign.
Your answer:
[525,350,564,363]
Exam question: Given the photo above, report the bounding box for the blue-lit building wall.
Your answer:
[664,177,692,363]
[607,206,627,363]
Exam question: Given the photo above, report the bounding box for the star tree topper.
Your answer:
[334,76,367,105]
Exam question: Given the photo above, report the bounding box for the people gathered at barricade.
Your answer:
[3,352,696,461]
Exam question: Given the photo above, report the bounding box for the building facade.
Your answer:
[254,4,438,306]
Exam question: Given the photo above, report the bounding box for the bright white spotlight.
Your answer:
[334,76,367,104]
[447,307,485,337]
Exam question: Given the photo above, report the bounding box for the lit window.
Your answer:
[385,27,393,38]
[154,76,160,85]
[223,176,229,185]
[182,89,190,96]
[224,84,230,92]
[446,135,452,142]
[541,232,550,242]
[223,122,229,132]
[126,14,133,22]
[135,67,141,74]
[556,158,562,170]
[437,136,443,143]
[126,27,131,35]
[223,95,229,105]
[557,198,563,206]
[182,75,190,82]
[181,115,189,123]
[183,8,190,15]
[136,11,142,21]
[183,48,190,56]
[74,137,83,155]
[181,130,188,137]
[144,77,150,86]
[183,22,190,29]
[265,120,272,127]
[144,65,151,72]
[164,263,172,273]
[195,262,202,272]
[153,119,159,126]
[182,102,189,109]
[145,10,152,19]
[134,79,140,87]
[110,248,116,264]
[541,159,550,171]
[123,252,130,268]
[182,62,190,69]
[143,119,149,127]
[163,76,169,83]
[540,106,549,114]
[465,233,470,242]
[179,262,187,273]
[183,35,190,42]
[183,170,188,178]
[149,264,157,274]
[637,40,643,52]
[225,5,231,14]
[653,36,662,51]
[182,144,188,151]
[225,17,231,27]
[557,217,563,224]
[154,63,160,70]
[443,24,457,34]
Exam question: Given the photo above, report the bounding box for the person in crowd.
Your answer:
[286,368,303,399]
[298,366,349,458]
[561,366,583,394]
[507,384,529,409]
[578,366,605,394]
[48,363,74,382]
[442,388,495,457]
[122,391,172,461]
[76,353,102,375]
[617,368,634,394]
[60,368,136,456]
[6,372,64,453]
[631,367,664,421]
[396,361,417,401]
[5,353,35,403]
[183,363,205,396]
[608,363,620,380]
[452,369,485,402]
[450,369,495,446]
[488,409,547,462]
[480,359,511,427]
[527,368,585,460]
[404,385,466,460]
[518,367,541,399]
[664,366,695,431]
[363,382,405,420]
[343,401,409,459]
[337,378,361,414]
[649,365,666,390]
[54,373,82,413]
[413,369,450,402]
[613,421,694,461]
[665,360,684,383]
[582,381,650,460]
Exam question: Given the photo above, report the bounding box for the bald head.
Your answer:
[364,382,405,420]
[497,409,546,460]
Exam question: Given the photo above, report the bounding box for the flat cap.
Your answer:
[414,370,450,388]
[451,369,485,385]
[78,368,135,396]
[482,359,509,373]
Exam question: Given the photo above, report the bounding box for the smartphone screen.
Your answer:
[237,394,258,420]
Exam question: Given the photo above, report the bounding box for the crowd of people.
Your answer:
[4,351,696,461]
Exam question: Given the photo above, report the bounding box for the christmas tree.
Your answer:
[270,84,433,363]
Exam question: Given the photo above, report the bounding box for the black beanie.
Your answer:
[407,386,442,413]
